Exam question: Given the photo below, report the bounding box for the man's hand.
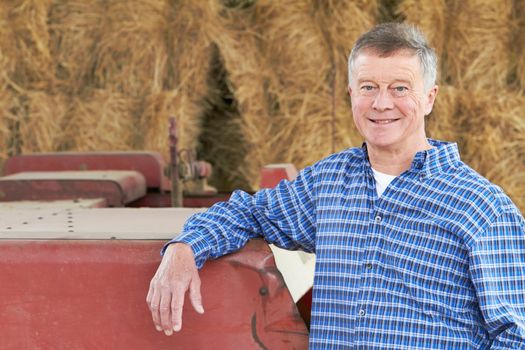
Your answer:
[146,243,204,336]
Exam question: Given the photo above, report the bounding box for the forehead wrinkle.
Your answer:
[353,57,421,89]
[356,68,417,86]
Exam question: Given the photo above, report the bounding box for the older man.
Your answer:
[147,23,525,348]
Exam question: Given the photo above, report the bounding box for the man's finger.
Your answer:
[148,287,163,332]
[171,286,185,332]
[189,275,204,314]
[159,289,173,335]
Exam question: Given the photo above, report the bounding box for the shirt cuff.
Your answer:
[160,233,212,269]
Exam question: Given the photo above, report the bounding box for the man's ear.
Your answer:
[347,85,352,96]
[425,85,439,116]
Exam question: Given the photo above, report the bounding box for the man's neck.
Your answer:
[367,140,433,176]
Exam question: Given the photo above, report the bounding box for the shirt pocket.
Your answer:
[384,224,477,322]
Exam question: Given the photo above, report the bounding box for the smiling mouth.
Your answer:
[369,119,399,124]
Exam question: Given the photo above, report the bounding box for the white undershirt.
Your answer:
[372,168,397,198]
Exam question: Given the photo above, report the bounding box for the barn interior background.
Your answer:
[0,0,524,212]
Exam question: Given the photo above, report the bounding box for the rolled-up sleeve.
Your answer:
[163,165,317,268]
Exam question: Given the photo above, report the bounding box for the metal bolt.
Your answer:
[259,287,268,296]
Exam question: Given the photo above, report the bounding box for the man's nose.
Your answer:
[372,89,394,111]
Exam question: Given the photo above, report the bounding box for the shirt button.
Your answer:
[358,309,366,317]
[374,215,382,223]
[365,263,373,270]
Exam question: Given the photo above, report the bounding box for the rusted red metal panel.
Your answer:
[129,192,232,208]
[0,171,146,207]
[0,239,308,349]
[260,164,298,189]
[4,152,170,191]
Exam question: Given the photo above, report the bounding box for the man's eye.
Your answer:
[361,86,374,91]
[394,86,408,92]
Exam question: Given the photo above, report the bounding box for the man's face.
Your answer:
[348,49,438,153]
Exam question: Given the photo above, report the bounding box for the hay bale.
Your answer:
[92,0,170,97]
[445,0,513,89]
[50,0,213,157]
[140,91,179,158]
[513,1,525,90]
[206,1,376,189]
[48,0,108,94]
[0,2,15,79]
[458,89,525,212]
[426,85,461,143]
[60,90,137,151]
[257,0,335,168]
[206,2,274,189]
[16,91,69,153]
[199,112,249,191]
[196,45,252,192]
[315,0,375,151]
[396,0,447,63]
[138,0,214,159]
[197,69,250,192]
[0,88,17,169]
[3,0,55,90]
[353,0,380,19]
[166,0,214,152]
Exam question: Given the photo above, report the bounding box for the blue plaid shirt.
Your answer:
[172,139,525,349]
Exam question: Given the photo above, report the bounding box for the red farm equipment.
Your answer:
[0,130,314,350]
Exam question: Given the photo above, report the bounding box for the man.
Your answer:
[147,23,525,348]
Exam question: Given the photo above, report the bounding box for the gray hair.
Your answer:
[347,22,438,92]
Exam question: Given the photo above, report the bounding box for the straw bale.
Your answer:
[377,0,403,22]
[139,91,175,157]
[514,0,525,90]
[255,0,335,169]
[445,0,513,90]
[102,1,211,160]
[396,0,447,62]
[353,0,380,19]
[48,0,108,94]
[314,0,375,151]
[137,1,214,161]
[426,85,461,143]
[60,90,137,151]
[0,2,15,81]
[3,0,55,90]
[0,87,17,169]
[458,89,525,212]
[198,78,251,192]
[222,0,257,9]
[199,112,251,191]
[92,0,170,97]
[16,91,69,153]
[165,1,215,152]
[140,89,207,160]
[194,44,251,192]
[205,2,273,189]
[0,2,15,166]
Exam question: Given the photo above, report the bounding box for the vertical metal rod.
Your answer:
[169,117,183,207]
